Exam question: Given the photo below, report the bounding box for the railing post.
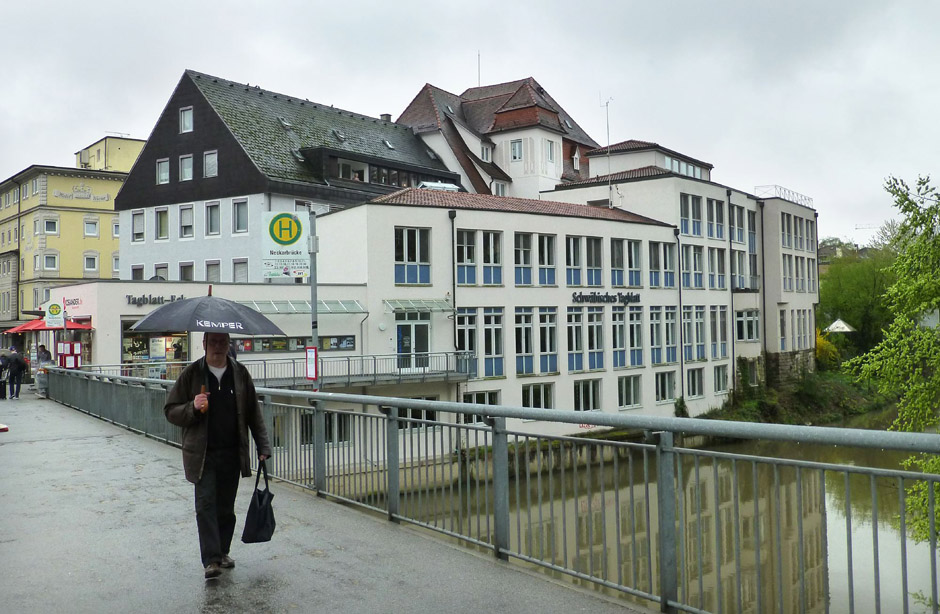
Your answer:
[313,400,326,492]
[486,415,510,561]
[381,406,400,523]
[655,430,678,613]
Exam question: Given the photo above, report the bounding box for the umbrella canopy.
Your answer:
[6,319,94,333]
[824,318,857,333]
[130,294,285,335]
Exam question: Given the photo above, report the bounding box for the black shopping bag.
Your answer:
[242,460,276,543]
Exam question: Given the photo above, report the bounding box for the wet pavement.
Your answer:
[0,394,647,614]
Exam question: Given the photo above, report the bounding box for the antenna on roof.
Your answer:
[477,50,481,87]
[599,94,613,207]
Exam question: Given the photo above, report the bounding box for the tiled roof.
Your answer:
[586,138,714,169]
[186,70,450,184]
[369,188,670,226]
[553,165,674,189]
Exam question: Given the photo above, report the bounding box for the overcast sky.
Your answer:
[2,0,937,243]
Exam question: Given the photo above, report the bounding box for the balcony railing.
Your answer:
[732,275,761,292]
[81,351,474,389]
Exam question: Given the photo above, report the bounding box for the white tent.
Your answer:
[824,318,857,333]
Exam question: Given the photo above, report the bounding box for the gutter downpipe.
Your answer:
[448,209,462,405]
[758,201,768,354]
[727,189,736,393]
[674,228,685,400]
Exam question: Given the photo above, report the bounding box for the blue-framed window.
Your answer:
[394,227,430,284]
[628,306,643,366]
[586,237,602,287]
[695,306,706,360]
[514,233,532,286]
[680,194,702,236]
[538,234,556,285]
[708,198,724,239]
[456,307,478,379]
[587,306,604,369]
[682,244,692,289]
[566,307,583,371]
[665,306,678,363]
[626,240,642,287]
[482,231,502,285]
[612,306,626,368]
[682,306,694,361]
[483,307,504,376]
[663,243,676,288]
[693,245,704,288]
[611,238,625,287]
[539,307,558,373]
[649,242,662,287]
[566,235,582,286]
[515,307,534,375]
[650,306,663,365]
[456,230,476,285]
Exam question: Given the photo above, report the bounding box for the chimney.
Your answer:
[380,113,392,122]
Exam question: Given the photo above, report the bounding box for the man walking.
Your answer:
[7,347,27,399]
[164,332,272,579]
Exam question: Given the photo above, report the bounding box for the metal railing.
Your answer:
[80,351,474,389]
[47,368,939,614]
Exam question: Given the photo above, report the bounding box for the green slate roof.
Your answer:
[186,70,450,185]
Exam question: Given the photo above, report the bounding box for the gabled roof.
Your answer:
[586,138,713,169]
[397,77,599,149]
[553,165,675,190]
[367,188,671,226]
[186,70,450,184]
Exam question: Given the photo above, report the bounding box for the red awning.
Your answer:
[5,319,93,333]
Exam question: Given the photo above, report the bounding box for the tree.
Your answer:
[848,176,940,542]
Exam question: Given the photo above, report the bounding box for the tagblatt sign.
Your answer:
[262,212,310,278]
[45,302,65,328]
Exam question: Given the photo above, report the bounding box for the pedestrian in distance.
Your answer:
[7,347,27,399]
[37,345,52,363]
[164,332,272,580]
[0,354,8,400]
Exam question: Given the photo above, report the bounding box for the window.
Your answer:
[808,259,817,292]
[179,155,193,182]
[483,307,504,377]
[522,383,553,409]
[586,237,602,286]
[32,178,39,195]
[456,308,478,378]
[156,158,169,184]
[480,146,491,162]
[708,247,726,289]
[510,139,523,161]
[626,240,642,286]
[515,307,534,375]
[112,255,120,274]
[43,218,59,234]
[682,306,694,361]
[84,220,98,237]
[204,151,218,178]
[155,209,169,240]
[566,236,582,286]
[514,233,532,285]
[655,371,676,402]
[574,379,601,412]
[233,200,248,233]
[714,365,728,394]
[482,231,502,285]
[572,149,580,171]
[206,261,221,283]
[180,206,194,238]
[233,259,248,283]
[663,243,676,288]
[618,375,641,409]
[782,254,794,291]
[456,230,477,284]
[154,263,168,280]
[179,262,194,281]
[650,307,663,365]
[131,212,144,242]
[567,307,584,371]
[493,182,507,197]
[587,307,604,369]
[546,140,555,163]
[461,391,498,424]
[781,213,792,247]
[707,199,724,239]
[732,250,746,289]
[695,306,706,360]
[130,265,144,280]
[736,309,760,342]
[665,306,678,363]
[730,205,745,243]
[779,309,787,351]
[538,307,557,373]
[649,242,661,287]
[205,202,221,236]
[43,253,58,270]
[538,234,555,285]
[179,106,193,133]
[687,368,704,398]
[610,239,625,286]
[680,194,703,236]
[710,306,729,358]
[112,221,120,238]
[83,254,98,272]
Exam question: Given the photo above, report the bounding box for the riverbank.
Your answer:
[701,369,897,426]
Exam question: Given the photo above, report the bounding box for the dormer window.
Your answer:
[573,149,580,171]
[481,146,491,162]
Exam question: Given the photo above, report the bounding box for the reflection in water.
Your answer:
[394,434,935,614]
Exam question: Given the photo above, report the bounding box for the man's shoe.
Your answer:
[204,562,222,579]
[220,555,235,569]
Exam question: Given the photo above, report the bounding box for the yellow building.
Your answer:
[0,137,143,329]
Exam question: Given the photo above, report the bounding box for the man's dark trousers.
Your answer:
[9,371,22,398]
[194,448,240,566]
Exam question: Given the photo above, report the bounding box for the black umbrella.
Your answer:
[130,288,285,335]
